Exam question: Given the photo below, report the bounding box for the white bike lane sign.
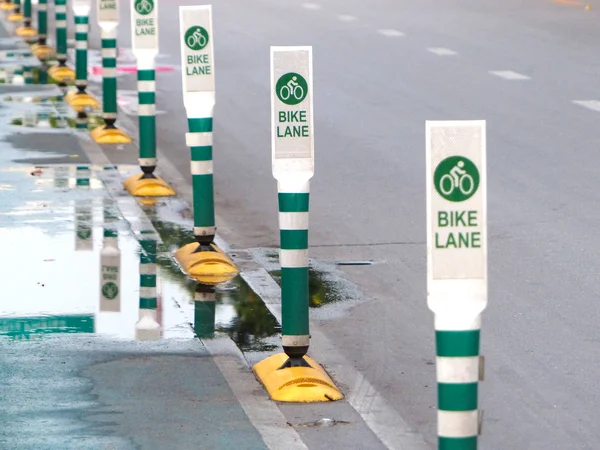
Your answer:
[132,0,157,45]
[180,6,214,93]
[426,120,487,280]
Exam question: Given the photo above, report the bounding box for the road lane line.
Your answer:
[573,100,600,112]
[377,29,405,37]
[302,3,321,10]
[427,47,457,56]
[489,70,530,80]
[337,14,358,22]
[241,266,430,450]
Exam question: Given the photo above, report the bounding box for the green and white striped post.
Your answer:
[75,165,93,251]
[100,198,121,312]
[271,46,314,363]
[426,120,487,449]
[131,0,158,177]
[93,0,131,142]
[11,66,24,84]
[193,282,216,339]
[23,65,32,84]
[74,4,90,94]
[17,0,35,39]
[179,5,216,248]
[135,230,160,340]
[35,0,46,44]
[47,0,75,86]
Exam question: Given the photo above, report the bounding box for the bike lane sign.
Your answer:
[426,120,487,284]
[131,0,158,51]
[271,46,314,179]
[179,5,214,94]
[98,0,118,26]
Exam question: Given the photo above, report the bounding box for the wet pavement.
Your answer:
[0,82,269,447]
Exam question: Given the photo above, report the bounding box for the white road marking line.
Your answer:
[573,100,600,112]
[302,3,321,10]
[377,29,405,37]
[489,70,530,80]
[428,47,457,56]
[241,266,430,450]
[337,14,358,22]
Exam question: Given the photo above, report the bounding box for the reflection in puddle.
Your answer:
[270,267,347,308]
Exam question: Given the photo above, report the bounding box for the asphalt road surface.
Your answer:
[86,0,600,448]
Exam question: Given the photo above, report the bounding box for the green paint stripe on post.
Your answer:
[140,275,156,288]
[75,16,88,25]
[138,70,155,81]
[102,39,117,48]
[192,175,215,226]
[436,330,480,357]
[102,58,117,69]
[140,298,157,310]
[57,29,67,54]
[23,0,31,19]
[439,437,478,450]
[103,78,117,113]
[76,50,87,80]
[138,92,155,105]
[188,117,213,133]
[280,229,308,250]
[278,193,310,212]
[139,117,156,159]
[438,383,478,411]
[190,146,212,161]
[103,229,118,238]
[281,267,310,335]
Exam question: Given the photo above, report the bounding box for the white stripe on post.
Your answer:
[185,132,213,147]
[438,410,479,438]
[191,160,213,175]
[436,357,480,383]
[280,249,309,268]
[279,212,310,230]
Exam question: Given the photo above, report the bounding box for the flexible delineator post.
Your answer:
[193,283,216,339]
[135,230,160,340]
[186,117,215,247]
[74,15,90,93]
[138,61,157,176]
[55,0,68,65]
[36,0,47,44]
[22,0,31,27]
[101,28,118,128]
[436,319,481,449]
[279,184,310,361]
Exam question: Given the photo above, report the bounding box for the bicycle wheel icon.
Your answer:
[433,156,480,202]
[276,73,308,105]
[184,26,209,51]
[135,0,153,15]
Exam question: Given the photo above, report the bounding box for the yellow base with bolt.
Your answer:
[253,353,343,403]
[30,44,55,60]
[7,12,22,21]
[64,91,99,113]
[174,242,238,285]
[15,26,36,38]
[48,65,75,84]
[90,125,133,144]
[123,173,176,197]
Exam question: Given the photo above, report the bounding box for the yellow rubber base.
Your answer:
[90,125,133,144]
[123,173,176,197]
[174,242,239,285]
[7,12,22,21]
[30,43,55,60]
[64,91,99,112]
[48,65,75,84]
[0,3,15,10]
[252,353,344,403]
[15,26,36,37]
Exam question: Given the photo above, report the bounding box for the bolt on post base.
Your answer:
[174,242,238,285]
[123,173,176,197]
[90,123,133,144]
[252,353,343,403]
[31,44,55,60]
[48,65,75,84]
[7,12,22,21]
[65,91,99,112]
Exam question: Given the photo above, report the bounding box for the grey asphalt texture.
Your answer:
[12,0,600,448]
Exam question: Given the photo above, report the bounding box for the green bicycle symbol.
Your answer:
[135,0,154,15]
[184,26,209,51]
[276,72,308,105]
[434,156,480,202]
[102,282,119,300]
